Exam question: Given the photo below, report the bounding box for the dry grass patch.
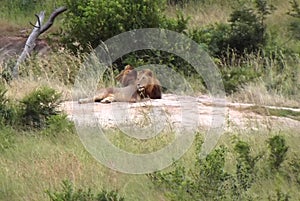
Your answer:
[233,81,300,108]
[165,2,231,28]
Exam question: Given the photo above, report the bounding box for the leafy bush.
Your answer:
[62,0,188,52]
[234,140,260,192]
[267,135,289,170]
[190,0,275,58]
[47,180,125,201]
[20,86,61,129]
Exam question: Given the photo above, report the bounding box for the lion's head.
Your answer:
[137,69,162,99]
[115,65,162,99]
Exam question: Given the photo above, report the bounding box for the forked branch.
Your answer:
[13,6,67,79]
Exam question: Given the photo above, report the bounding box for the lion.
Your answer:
[78,65,162,104]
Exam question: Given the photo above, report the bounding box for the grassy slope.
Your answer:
[0,131,166,201]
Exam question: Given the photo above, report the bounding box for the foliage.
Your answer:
[288,0,300,40]
[149,135,297,200]
[234,140,260,192]
[149,137,235,200]
[62,0,188,52]
[47,180,125,201]
[227,7,266,54]
[42,114,74,137]
[267,135,289,170]
[20,86,61,129]
[221,64,261,94]
[190,0,275,57]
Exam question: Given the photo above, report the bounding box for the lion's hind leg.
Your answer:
[78,88,112,104]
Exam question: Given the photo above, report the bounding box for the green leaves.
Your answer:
[20,86,61,129]
[268,135,289,170]
[47,180,125,201]
[62,0,187,52]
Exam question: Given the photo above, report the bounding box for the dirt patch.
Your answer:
[0,36,50,61]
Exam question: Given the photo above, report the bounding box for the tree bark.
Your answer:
[13,6,67,79]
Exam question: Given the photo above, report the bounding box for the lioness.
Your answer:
[78,67,139,104]
[78,65,162,104]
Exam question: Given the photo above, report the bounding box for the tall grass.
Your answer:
[0,0,65,25]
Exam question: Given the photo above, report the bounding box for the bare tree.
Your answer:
[13,6,67,79]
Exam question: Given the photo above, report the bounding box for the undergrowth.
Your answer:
[149,134,300,200]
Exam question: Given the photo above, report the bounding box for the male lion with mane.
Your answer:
[78,65,162,104]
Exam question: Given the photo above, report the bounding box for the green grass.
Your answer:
[0,128,166,201]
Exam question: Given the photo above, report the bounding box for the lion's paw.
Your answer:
[101,96,115,103]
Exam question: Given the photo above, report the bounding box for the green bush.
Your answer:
[267,135,289,170]
[234,140,260,193]
[62,0,188,52]
[190,0,275,58]
[47,180,125,201]
[20,86,61,129]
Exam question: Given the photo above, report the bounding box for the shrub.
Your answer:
[234,140,261,192]
[62,0,188,52]
[267,135,289,170]
[47,180,125,201]
[20,86,61,129]
[190,0,275,58]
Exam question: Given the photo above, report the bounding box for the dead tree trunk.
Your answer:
[13,6,67,79]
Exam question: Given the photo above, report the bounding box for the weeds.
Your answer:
[47,180,125,201]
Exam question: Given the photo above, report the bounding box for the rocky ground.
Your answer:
[62,93,300,133]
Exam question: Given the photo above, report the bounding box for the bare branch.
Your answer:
[40,6,67,35]
[36,14,42,28]
[30,14,42,28]
[13,7,67,79]
[29,22,40,28]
